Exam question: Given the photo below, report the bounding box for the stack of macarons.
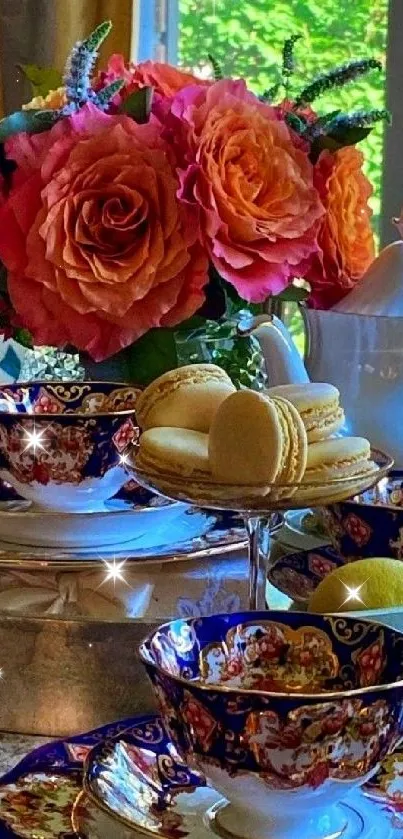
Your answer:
[135,365,377,502]
[266,383,345,443]
[265,383,375,496]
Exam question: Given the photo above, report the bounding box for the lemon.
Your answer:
[308,557,403,613]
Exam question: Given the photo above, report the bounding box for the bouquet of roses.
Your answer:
[0,21,388,380]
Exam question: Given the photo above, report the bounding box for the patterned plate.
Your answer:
[0,714,402,839]
[0,507,248,569]
[0,714,164,839]
[268,546,344,604]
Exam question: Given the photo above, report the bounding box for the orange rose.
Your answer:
[309,147,375,308]
[169,80,324,300]
[0,105,207,361]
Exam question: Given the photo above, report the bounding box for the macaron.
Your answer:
[137,427,211,479]
[266,383,345,442]
[136,364,235,433]
[302,437,374,484]
[208,390,307,487]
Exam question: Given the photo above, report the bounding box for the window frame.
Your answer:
[138,1,178,63]
[381,0,402,247]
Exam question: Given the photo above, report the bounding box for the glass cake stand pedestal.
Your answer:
[127,449,392,610]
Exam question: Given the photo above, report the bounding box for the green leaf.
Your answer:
[121,87,153,123]
[328,125,372,144]
[18,64,63,99]
[275,285,309,303]
[175,315,207,332]
[310,125,371,161]
[13,328,33,349]
[118,328,178,387]
[285,112,308,135]
[0,109,60,142]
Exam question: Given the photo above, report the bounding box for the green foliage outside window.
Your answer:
[178,0,388,239]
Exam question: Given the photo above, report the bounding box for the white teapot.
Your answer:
[252,243,403,468]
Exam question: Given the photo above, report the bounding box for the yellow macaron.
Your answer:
[303,437,374,484]
[136,364,235,433]
[270,396,308,485]
[266,383,345,442]
[208,390,307,487]
[137,427,211,479]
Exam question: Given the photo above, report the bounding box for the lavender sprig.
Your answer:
[64,20,112,109]
[260,80,280,102]
[282,34,302,92]
[92,79,125,111]
[208,54,223,81]
[295,58,382,106]
[325,108,391,133]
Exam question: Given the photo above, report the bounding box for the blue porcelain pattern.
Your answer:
[0,714,200,839]
[1,713,403,839]
[323,472,403,563]
[0,714,161,788]
[0,383,140,489]
[268,547,344,604]
[84,730,403,839]
[141,611,403,792]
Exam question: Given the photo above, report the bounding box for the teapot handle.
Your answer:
[241,314,310,387]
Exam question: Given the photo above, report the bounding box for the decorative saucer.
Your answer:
[0,715,401,839]
[0,507,247,570]
[0,715,160,839]
[268,546,344,604]
[364,741,403,814]
[82,720,403,839]
[0,496,190,550]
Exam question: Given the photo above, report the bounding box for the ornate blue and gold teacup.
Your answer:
[322,473,403,563]
[0,381,140,511]
[140,610,403,839]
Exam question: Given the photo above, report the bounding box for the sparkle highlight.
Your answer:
[23,427,46,453]
[339,579,369,609]
[99,557,131,589]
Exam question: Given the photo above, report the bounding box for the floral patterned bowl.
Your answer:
[322,473,403,562]
[140,610,403,839]
[0,382,140,512]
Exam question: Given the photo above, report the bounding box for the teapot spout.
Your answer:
[250,315,310,387]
